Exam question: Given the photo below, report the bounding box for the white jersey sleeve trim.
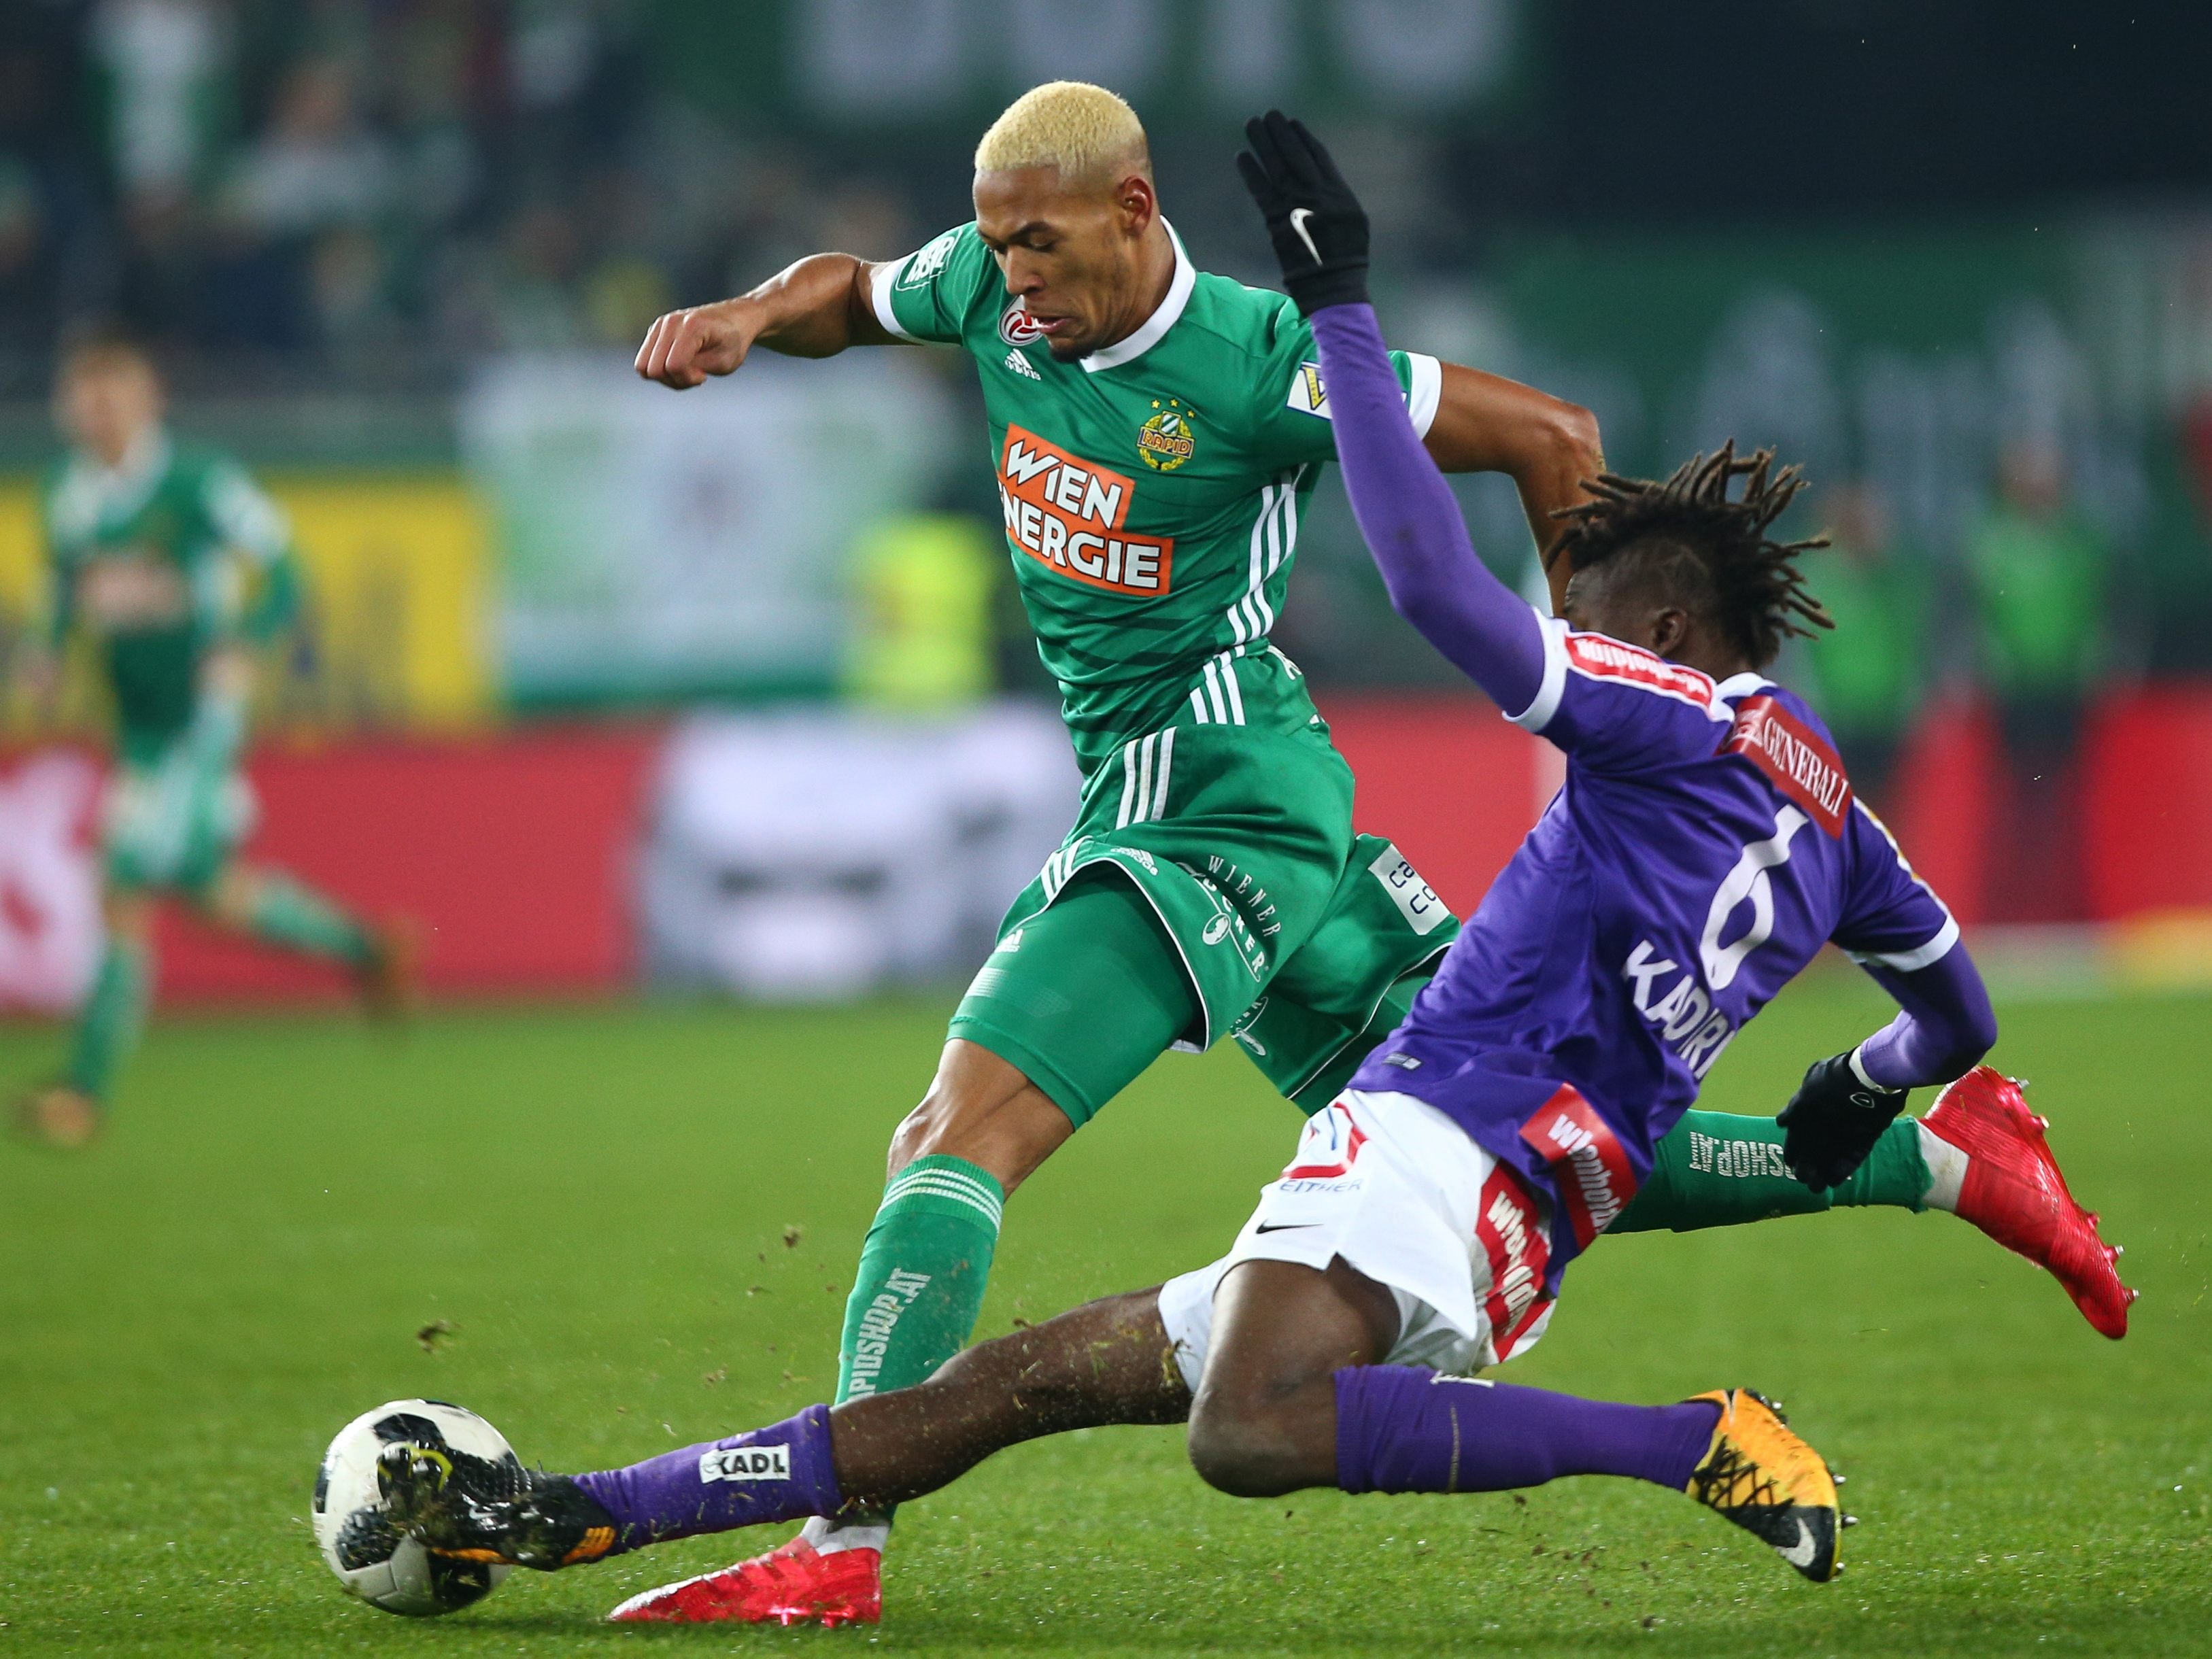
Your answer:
[1847,1044,1881,1090]
[868,259,921,343]
[1505,610,1569,732]
[1403,352,1443,439]
[1845,914,1960,974]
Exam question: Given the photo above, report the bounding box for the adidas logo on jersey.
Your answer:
[1004,349,1041,379]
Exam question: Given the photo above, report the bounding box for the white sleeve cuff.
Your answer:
[868,259,920,343]
[1403,352,1443,439]
[1845,914,1961,974]
[1847,1044,1881,1091]
[1505,610,1569,732]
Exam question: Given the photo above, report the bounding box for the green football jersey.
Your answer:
[872,222,1437,772]
[42,433,296,757]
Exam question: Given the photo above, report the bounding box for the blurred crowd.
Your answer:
[0,0,924,388]
[1790,445,2114,919]
[1799,447,2110,802]
[0,5,2187,730]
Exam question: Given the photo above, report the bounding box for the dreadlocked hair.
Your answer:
[1549,442,1833,670]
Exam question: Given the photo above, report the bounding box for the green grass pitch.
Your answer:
[3,978,2208,1656]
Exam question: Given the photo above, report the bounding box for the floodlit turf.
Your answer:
[3,978,2208,1656]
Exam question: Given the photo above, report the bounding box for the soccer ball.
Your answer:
[312,1398,516,1617]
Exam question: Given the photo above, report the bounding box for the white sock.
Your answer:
[1917,1120,1969,1212]
[801,1512,890,1556]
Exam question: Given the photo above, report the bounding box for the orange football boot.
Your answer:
[1684,1388,1848,1581]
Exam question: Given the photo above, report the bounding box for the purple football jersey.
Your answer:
[1346,613,1956,1268]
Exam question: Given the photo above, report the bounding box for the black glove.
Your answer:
[1779,1051,1909,1192]
[1236,110,1370,315]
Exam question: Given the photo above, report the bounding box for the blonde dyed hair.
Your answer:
[974,81,1149,185]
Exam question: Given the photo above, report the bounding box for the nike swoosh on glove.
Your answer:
[1236,109,1370,315]
[1779,1050,1909,1192]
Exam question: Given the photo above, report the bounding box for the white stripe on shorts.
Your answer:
[1202,658,1228,723]
[1216,651,1246,723]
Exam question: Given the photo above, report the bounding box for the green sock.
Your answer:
[66,938,151,1103]
[1612,1110,1931,1234]
[820,1155,1005,1534]
[245,872,373,965]
[836,1154,1005,1404]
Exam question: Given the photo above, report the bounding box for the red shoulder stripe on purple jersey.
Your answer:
[1722,694,1853,837]
[1561,632,1717,711]
[1517,1085,1639,1251]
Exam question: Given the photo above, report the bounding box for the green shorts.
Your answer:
[103,736,254,895]
[949,649,1459,1125]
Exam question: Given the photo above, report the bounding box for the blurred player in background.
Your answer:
[11,332,409,1149]
[617,83,2131,1623]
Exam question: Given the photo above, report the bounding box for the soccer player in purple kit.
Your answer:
[372,113,2124,1609]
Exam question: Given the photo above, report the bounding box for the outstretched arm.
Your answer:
[635,254,899,388]
[1236,114,1552,709]
[1312,308,1550,712]
[1424,362,1603,609]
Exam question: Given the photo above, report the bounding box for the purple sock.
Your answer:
[1334,1369,1718,1495]
[573,1404,843,1552]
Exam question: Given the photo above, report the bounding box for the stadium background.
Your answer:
[3,6,2210,1654]
[3,0,2211,1010]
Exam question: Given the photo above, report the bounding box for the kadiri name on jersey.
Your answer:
[998,425,1175,596]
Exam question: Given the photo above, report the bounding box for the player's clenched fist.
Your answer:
[634,299,762,390]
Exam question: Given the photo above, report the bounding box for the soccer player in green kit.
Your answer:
[616,84,2128,1624]
[11,333,409,1150]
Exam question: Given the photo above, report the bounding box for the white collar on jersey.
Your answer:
[58,427,173,528]
[1712,671,1770,702]
[1081,221,1195,374]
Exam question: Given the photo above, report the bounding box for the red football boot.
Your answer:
[605,1537,881,1626]
[1922,1065,2136,1339]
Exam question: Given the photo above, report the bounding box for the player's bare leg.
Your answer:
[197,861,407,1014]
[1183,1259,1397,1493]
[383,1252,1845,1602]
[643,879,1187,1622]
[600,1040,1078,1623]
[887,1038,1078,1199]
[1190,1257,1844,1581]
[379,1288,1189,1624]
[834,1287,1188,1505]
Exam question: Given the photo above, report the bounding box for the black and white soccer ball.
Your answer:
[312,1398,517,1617]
